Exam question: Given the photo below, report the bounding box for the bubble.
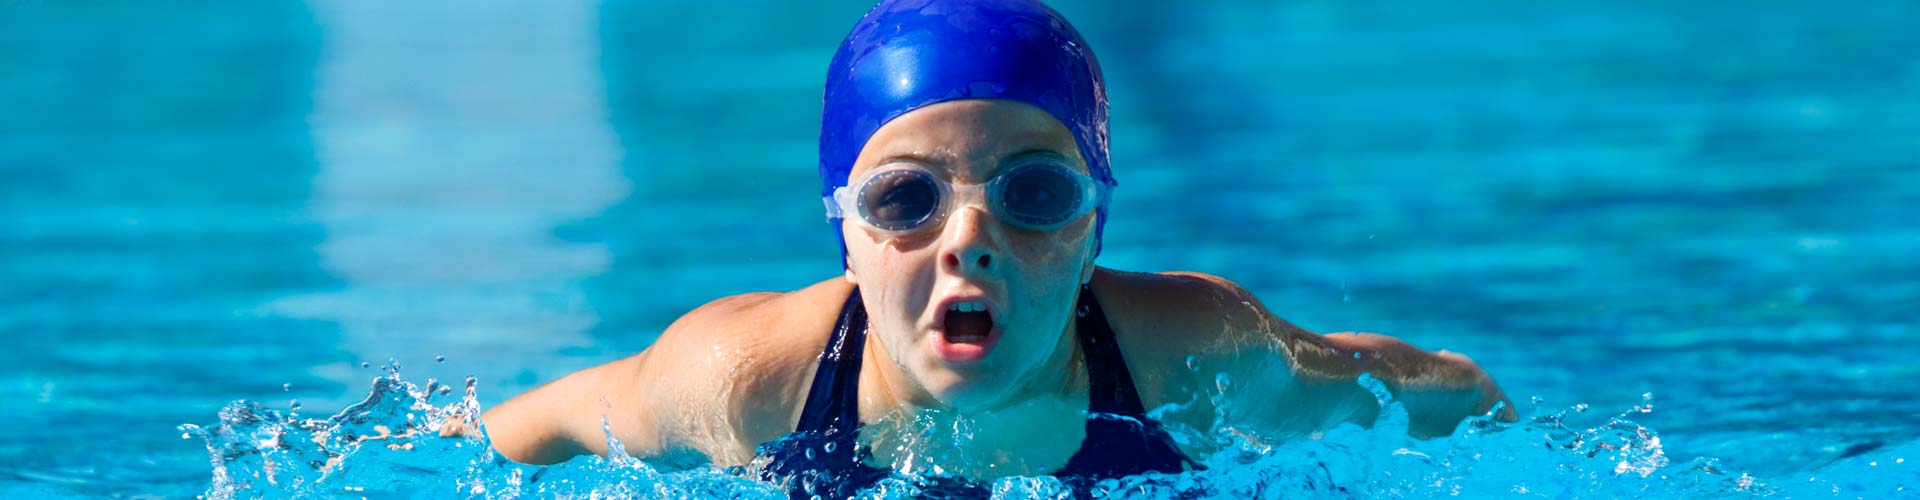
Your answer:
[360,361,372,368]
[438,386,452,396]
[1184,355,1200,372]
[282,383,292,391]
[1214,373,1233,392]
[435,355,446,363]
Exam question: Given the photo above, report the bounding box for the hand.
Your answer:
[1388,350,1516,438]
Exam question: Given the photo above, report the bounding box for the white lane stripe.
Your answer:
[275,0,627,400]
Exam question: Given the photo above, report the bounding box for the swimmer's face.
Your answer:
[841,99,1098,410]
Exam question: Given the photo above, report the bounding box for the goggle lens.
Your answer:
[857,169,941,231]
[995,164,1084,228]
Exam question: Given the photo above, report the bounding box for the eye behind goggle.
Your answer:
[855,168,945,231]
[991,161,1093,229]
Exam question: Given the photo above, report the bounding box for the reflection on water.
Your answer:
[273,0,629,401]
[0,1,335,496]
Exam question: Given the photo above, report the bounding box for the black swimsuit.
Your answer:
[755,285,1197,499]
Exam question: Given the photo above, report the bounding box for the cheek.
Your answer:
[1002,218,1096,276]
[844,225,941,327]
[1001,221,1096,335]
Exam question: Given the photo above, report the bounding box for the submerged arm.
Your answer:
[1164,272,1514,438]
[1287,331,1517,437]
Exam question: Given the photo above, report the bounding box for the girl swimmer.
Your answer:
[460,0,1513,494]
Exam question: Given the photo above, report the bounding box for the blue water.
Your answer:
[2,0,1915,498]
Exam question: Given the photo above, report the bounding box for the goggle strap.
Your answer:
[823,187,851,220]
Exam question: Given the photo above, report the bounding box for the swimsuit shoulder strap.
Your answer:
[1060,284,1200,478]
[757,288,891,496]
[1073,284,1150,415]
[793,286,867,435]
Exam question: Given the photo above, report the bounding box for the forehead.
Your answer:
[850,99,1085,178]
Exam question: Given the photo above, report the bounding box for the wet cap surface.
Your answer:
[820,0,1112,263]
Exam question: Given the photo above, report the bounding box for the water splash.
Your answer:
[184,367,1915,499]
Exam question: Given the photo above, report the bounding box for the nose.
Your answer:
[940,206,998,275]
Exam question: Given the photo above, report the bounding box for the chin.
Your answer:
[916,359,1020,410]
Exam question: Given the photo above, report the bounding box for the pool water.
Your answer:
[2,0,1915,498]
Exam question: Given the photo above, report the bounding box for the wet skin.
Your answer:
[461,100,1516,476]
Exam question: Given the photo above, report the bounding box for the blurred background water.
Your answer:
[1,0,1916,497]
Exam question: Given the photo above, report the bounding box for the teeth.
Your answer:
[949,301,986,313]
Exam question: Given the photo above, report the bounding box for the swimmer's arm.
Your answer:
[455,355,657,464]
[1170,272,1514,438]
[437,349,672,464]
[1287,331,1517,438]
[447,293,780,465]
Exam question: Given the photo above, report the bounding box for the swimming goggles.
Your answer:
[826,158,1110,235]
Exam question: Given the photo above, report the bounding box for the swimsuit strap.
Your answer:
[1057,284,1199,478]
[1072,284,1148,415]
[794,287,867,435]
[760,287,885,499]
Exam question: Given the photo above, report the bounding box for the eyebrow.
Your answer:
[1001,148,1072,164]
[875,147,1070,168]
[874,152,947,168]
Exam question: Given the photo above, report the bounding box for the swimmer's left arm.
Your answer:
[1167,272,1515,439]
[1286,331,1517,437]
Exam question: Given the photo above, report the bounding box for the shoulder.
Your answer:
[629,277,855,462]
[1090,268,1313,350]
[1088,268,1317,404]
[651,277,851,362]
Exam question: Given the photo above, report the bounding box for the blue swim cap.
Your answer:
[821,0,1112,267]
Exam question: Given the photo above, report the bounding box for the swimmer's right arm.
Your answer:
[479,353,663,463]
[445,292,789,465]
[439,346,671,464]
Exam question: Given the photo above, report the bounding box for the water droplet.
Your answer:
[435,355,446,363]
[805,448,816,460]
[824,441,838,453]
[438,386,452,396]
[1353,352,1363,360]
[1184,355,1200,372]
[360,361,371,368]
[1076,304,1089,317]
[180,432,191,439]
[1214,373,1233,392]
[282,383,292,391]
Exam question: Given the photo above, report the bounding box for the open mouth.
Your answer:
[934,299,1002,364]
